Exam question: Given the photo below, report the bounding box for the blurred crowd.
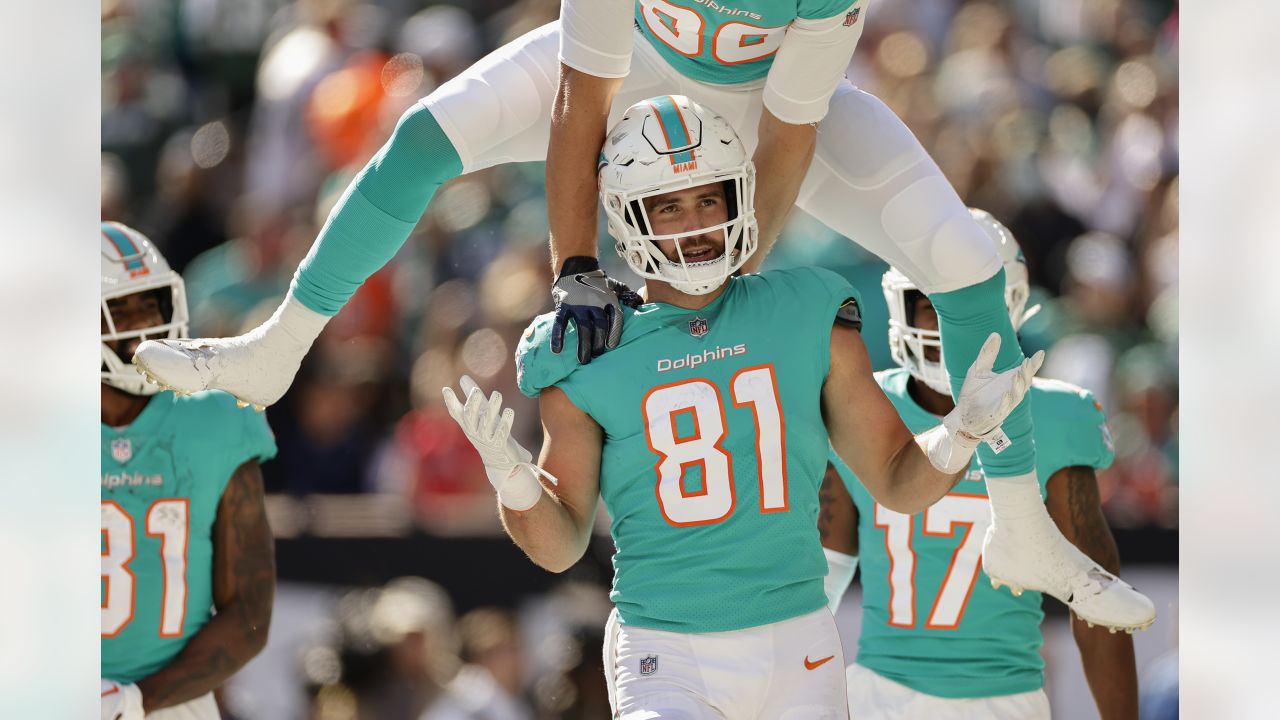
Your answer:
[218,575,616,719]
[101,0,1178,543]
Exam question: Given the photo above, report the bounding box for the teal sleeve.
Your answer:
[290,102,462,315]
[1032,382,1116,476]
[239,405,279,466]
[786,266,860,379]
[1063,389,1115,471]
[515,313,581,398]
[798,0,859,20]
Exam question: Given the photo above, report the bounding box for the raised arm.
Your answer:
[499,386,604,572]
[444,375,603,573]
[745,110,817,269]
[547,0,633,269]
[547,65,624,271]
[822,324,963,513]
[135,460,275,713]
[1046,465,1139,719]
[824,327,1042,515]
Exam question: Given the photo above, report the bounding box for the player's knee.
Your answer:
[881,177,999,292]
[389,101,467,181]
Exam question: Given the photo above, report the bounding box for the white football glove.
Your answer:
[918,333,1045,474]
[101,679,144,720]
[442,375,551,511]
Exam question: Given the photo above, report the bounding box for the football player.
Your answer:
[442,97,1041,719]
[100,222,277,720]
[820,213,1140,719]
[133,0,1152,628]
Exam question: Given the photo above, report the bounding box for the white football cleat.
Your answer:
[131,294,329,410]
[982,518,1156,632]
[133,337,288,410]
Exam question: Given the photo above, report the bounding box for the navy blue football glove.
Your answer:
[550,258,642,365]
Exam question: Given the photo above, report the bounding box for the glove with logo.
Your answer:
[442,375,555,511]
[916,333,1045,473]
[550,257,642,365]
[101,679,144,720]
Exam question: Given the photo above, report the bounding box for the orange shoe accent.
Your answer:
[102,686,120,697]
[804,654,835,670]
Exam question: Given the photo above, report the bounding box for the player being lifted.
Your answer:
[820,212,1142,720]
[100,223,277,720]
[134,0,1151,626]
[442,97,1042,719]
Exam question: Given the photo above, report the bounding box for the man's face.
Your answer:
[641,181,729,264]
[103,290,165,361]
[907,291,941,363]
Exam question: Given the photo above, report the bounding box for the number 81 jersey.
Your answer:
[519,268,858,633]
[102,391,276,684]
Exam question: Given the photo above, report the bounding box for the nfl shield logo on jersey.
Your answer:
[688,317,709,338]
[111,438,132,463]
[843,7,861,25]
[639,654,658,676]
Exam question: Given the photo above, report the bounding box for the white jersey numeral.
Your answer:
[640,0,787,65]
[101,499,192,637]
[875,494,992,629]
[712,22,787,65]
[874,504,915,626]
[644,366,787,525]
[146,499,190,637]
[101,501,136,637]
[732,367,788,512]
[640,0,704,57]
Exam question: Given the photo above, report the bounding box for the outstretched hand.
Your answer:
[947,334,1045,452]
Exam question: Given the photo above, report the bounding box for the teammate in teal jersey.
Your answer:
[134,0,1152,630]
[100,223,277,720]
[819,215,1140,719]
[440,97,1042,719]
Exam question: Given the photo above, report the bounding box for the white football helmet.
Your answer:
[885,209,1037,395]
[101,222,188,396]
[598,95,757,295]
[970,208,1041,331]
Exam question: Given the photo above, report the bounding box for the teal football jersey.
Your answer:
[101,391,276,684]
[519,268,857,632]
[831,369,1114,698]
[635,0,860,85]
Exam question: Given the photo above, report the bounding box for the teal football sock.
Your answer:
[929,268,1035,478]
[291,103,463,315]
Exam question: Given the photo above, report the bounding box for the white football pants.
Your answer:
[845,662,1050,720]
[603,607,848,719]
[146,692,220,720]
[424,21,1000,295]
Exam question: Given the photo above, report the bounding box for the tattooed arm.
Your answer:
[136,460,276,713]
[818,461,860,613]
[1045,465,1138,720]
[819,461,858,556]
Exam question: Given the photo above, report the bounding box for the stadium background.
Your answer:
[100,0,1178,717]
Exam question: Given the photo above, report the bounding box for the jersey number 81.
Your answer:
[643,365,787,526]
